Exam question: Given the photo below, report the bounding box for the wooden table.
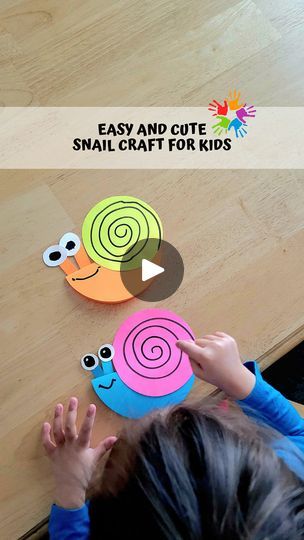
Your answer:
[0,2,304,538]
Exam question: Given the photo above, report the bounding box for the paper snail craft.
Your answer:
[42,196,163,303]
[81,308,195,419]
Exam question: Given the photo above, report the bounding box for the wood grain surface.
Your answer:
[0,1,304,538]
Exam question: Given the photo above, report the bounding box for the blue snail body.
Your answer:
[89,360,194,419]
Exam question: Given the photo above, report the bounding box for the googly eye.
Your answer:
[59,232,81,256]
[42,245,67,267]
[98,344,115,362]
[81,353,99,371]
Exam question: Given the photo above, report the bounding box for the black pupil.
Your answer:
[49,251,61,261]
[84,355,96,368]
[66,240,76,251]
[100,347,111,359]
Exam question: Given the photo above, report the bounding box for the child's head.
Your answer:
[90,400,304,540]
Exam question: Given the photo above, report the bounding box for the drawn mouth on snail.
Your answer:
[72,266,101,281]
[98,378,116,390]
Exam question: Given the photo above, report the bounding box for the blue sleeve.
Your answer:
[237,361,304,454]
[49,503,90,540]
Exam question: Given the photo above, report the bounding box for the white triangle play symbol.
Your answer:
[142,259,165,282]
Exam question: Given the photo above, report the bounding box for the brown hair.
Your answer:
[90,399,304,540]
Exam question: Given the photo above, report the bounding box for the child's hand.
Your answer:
[177,332,255,399]
[42,397,117,509]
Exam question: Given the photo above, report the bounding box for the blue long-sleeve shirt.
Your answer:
[49,361,304,539]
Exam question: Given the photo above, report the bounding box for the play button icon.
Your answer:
[121,239,184,302]
[142,259,165,282]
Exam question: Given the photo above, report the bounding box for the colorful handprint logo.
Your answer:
[209,90,256,139]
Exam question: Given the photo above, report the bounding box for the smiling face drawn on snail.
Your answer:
[81,345,117,389]
[81,309,195,419]
[42,196,163,303]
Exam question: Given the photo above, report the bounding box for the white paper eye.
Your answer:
[98,344,115,362]
[43,245,67,267]
[59,232,81,256]
[81,353,99,371]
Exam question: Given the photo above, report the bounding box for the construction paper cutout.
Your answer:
[113,308,194,397]
[43,244,67,267]
[91,371,194,419]
[59,232,81,256]
[82,196,163,271]
[60,258,78,275]
[75,245,91,267]
[42,196,162,303]
[65,263,148,303]
[81,309,195,419]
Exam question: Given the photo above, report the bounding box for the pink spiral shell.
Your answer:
[113,308,194,397]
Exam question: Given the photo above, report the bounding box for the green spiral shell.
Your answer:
[82,196,163,271]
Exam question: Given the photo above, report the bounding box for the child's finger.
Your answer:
[195,339,213,347]
[214,331,230,338]
[42,422,56,455]
[94,436,118,460]
[189,359,204,380]
[65,397,78,441]
[176,340,207,365]
[53,403,65,446]
[78,404,96,448]
[199,335,218,341]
